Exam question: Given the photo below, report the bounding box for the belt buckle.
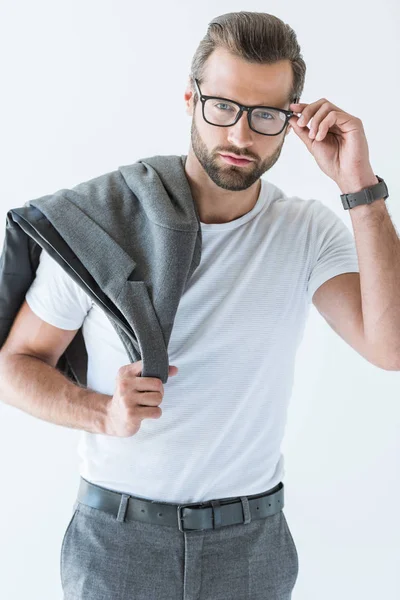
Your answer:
[177,503,205,532]
[177,501,219,532]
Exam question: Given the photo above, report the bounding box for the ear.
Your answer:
[184,76,194,117]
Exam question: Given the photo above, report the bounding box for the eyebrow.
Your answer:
[210,91,287,109]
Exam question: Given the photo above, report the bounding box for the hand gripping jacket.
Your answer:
[0,154,202,385]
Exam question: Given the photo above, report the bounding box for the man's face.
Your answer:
[185,48,294,191]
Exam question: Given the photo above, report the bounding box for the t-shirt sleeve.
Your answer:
[307,199,360,304]
[25,249,93,330]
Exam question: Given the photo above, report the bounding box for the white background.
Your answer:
[0,1,399,598]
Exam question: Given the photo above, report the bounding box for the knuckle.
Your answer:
[118,365,128,377]
[119,377,129,392]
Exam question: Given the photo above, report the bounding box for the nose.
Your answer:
[226,110,255,149]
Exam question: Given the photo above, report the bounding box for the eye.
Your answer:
[253,111,274,120]
[215,103,235,112]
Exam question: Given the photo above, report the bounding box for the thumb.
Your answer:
[289,115,313,151]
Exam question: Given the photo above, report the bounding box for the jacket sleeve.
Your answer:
[0,212,41,349]
[0,211,88,387]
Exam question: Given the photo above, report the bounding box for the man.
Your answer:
[1,10,398,600]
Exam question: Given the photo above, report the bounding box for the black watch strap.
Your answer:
[340,175,389,210]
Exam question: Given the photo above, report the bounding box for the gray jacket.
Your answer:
[0,154,202,385]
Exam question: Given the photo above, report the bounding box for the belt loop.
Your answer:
[117,494,130,522]
[240,496,252,524]
[210,499,222,529]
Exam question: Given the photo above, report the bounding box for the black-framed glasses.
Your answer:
[193,78,298,137]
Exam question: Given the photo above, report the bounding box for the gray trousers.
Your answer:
[60,488,299,599]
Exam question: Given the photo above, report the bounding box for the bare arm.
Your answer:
[0,300,110,434]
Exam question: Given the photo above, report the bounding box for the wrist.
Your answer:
[84,389,113,435]
[338,174,379,195]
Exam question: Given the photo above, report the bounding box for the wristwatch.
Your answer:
[340,175,389,210]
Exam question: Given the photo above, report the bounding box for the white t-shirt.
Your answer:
[25,178,359,503]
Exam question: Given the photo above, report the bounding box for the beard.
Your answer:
[190,112,285,191]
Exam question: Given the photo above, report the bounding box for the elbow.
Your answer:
[382,359,400,371]
[373,354,400,371]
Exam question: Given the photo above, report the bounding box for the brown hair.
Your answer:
[190,11,306,107]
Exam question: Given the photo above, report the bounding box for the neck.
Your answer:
[184,151,261,224]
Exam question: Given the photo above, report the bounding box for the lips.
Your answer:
[220,154,253,166]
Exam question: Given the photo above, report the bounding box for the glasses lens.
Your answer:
[204,98,287,134]
[204,98,240,126]
[250,107,287,135]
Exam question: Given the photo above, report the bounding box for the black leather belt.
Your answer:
[76,477,285,532]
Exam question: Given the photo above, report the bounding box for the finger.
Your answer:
[289,116,314,151]
[314,111,337,141]
[290,103,307,119]
[307,105,332,139]
[291,99,327,128]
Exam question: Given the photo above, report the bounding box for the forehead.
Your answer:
[202,47,293,108]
